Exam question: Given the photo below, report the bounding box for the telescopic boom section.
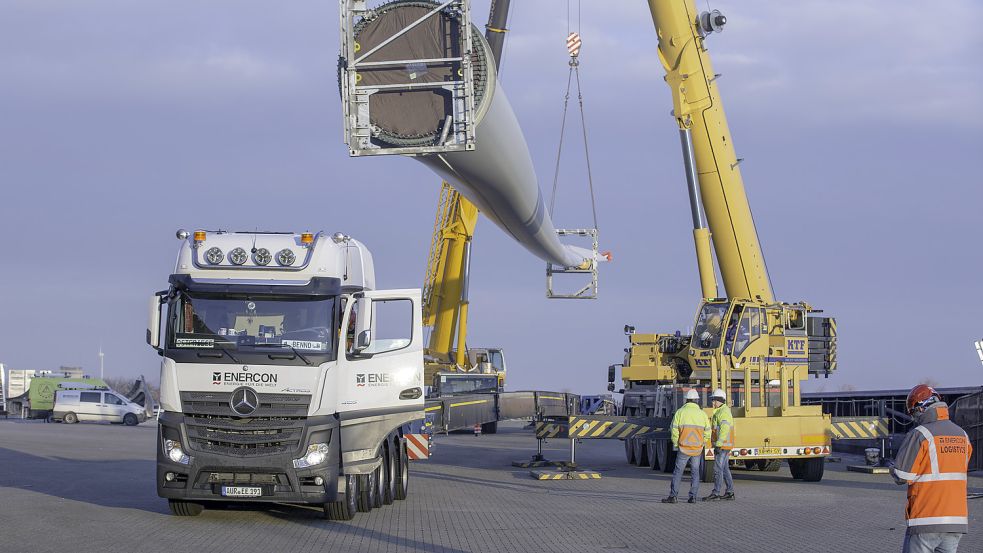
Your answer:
[647,0,774,303]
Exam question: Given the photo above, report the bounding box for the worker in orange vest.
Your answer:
[889,384,972,552]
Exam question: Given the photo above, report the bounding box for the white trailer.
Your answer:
[148,229,424,519]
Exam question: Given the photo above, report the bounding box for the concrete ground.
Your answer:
[0,419,980,553]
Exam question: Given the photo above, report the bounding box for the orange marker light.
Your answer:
[193,230,206,242]
[301,232,314,245]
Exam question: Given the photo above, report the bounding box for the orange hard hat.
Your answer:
[906,384,941,414]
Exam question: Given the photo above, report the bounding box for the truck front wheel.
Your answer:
[168,499,203,516]
[324,474,358,521]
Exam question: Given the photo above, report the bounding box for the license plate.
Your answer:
[221,486,263,497]
[759,447,782,456]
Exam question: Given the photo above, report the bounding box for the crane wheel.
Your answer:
[801,458,824,482]
[624,438,636,464]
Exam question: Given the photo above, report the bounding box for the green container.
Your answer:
[28,377,109,412]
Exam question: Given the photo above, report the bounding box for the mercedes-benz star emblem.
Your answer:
[229,387,259,416]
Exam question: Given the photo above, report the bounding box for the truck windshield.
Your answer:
[167,291,337,363]
[693,302,730,349]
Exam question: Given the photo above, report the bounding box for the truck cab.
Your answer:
[148,230,424,518]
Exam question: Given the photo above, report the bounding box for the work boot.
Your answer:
[722,492,736,501]
[687,496,696,504]
[702,493,722,502]
[661,496,677,504]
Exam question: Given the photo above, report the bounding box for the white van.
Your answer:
[53,389,147,426]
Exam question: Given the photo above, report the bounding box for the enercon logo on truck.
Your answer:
[148,229,424,520]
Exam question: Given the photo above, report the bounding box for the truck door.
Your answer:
[337,289,424,414]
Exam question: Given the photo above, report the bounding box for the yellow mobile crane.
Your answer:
[609,1,837,482]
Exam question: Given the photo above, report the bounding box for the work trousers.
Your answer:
[712,448,733,495]
[902,531,962,553]
[669,451,701,500]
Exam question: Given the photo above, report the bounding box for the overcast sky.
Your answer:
[1,1,981,394]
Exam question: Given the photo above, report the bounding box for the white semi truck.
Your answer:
[147,229,424,519]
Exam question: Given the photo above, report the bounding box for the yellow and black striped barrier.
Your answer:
[530,469,601,480]
[831,417,889,440]
[534,416,658,440]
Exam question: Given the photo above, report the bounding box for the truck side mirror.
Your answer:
[355,329,372,352]
[607,364,618,384]
[147,294,162,350]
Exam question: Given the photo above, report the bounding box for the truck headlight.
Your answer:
[164,439,192,465]
[292,443,329,469]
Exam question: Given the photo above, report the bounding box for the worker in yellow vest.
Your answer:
[662,389,711,504]
[890,384,972,553]
[703,388,735,501]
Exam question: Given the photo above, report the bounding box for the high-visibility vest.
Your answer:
[891,405,972,534]
[711,405,735,450]
[671,403,711,456]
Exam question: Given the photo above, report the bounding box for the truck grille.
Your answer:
[180,391,311,457]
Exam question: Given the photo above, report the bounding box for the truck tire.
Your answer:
[394,438,409,500]
[634,439,649,467]
[761,459,782,472]
[168,499,203,516]
[625,438,636,465]
[801,458,824,482]
[660,441,677,474]
[700,456,715,483]
[325,474,358,521]
[372,464,385,508]
[481,421,498,434]
[64,412,78,424]
[123,413,138,426]
[648,441,661,471]
[357,471,377,512]
[382,441,396,505]
[788,459,804,480]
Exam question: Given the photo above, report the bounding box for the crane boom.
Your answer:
[647,0,773,303]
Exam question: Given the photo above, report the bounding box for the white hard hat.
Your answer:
[684,389,700,401]
[711,388,726,402]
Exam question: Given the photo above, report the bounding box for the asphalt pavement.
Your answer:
[0,419,980,553]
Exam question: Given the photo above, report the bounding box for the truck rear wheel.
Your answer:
[394,438,409,500]
[633,439,649,467]
[64,412,78,424]
[324,474,358,521]
[660,441,676,474]
[761,459,782,472]
[700,456,715,483]
[123,413,138,426]
[648,441,661,471]
[168,499,203,516]
[357,471,377,512]
[801,458,824,482]
[382,441,396,505]
[788,459,804,479]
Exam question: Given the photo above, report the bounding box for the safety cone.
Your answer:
[473,424,482,436]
